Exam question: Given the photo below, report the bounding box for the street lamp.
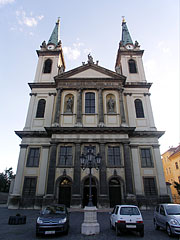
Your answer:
[80,146,101,207]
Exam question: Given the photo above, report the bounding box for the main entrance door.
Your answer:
[58,178,71,207]
[109,178,121,207]
[83,178,97,207]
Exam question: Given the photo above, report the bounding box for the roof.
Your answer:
[169,144,180,158]
[121,20,133,46]
[48,18,60,46]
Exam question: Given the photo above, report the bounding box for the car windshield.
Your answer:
[42,206,66,214]
[120,207,140,215]
[165,205,180,215]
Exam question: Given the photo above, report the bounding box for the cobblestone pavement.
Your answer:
[0,206,179,240]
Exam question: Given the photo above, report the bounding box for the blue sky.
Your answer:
[0,0,179,173]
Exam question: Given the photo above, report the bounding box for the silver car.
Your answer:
[154,203,180,236]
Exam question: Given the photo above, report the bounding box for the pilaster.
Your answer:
[71,143,82,206]
[46,144,57,195]
[76,89,82,126]
[123,144,134,195]
[53,88,62,126]
[98,89,104,127]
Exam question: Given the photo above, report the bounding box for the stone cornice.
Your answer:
[45,126,136,135]
[36,50,61,57]
[15,131,49,139]
[131,131,165,139]
[28,82,56,89]
[124,82,152,89]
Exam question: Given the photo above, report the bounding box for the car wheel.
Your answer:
[139,229,144,237]
[115,224,120,236]
[166,224,172,237]
[154,219,160,230]
[36,231,40,237]
[64,227,69,235]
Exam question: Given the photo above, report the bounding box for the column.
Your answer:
[37,146,50,195]
[45,93,56,126]
[131,146,143,195]
[72,143,81,206]
[13,145,28,195]
[98,89,104,126]
[123,144,134,195]
[153,146,168,196]
[24,93,36,130]
[144,93,156,129]
[76,89,82,126]
[99,143,109,207]
[53,88,62,126]
[125,93,136,127]
[119,89,126,124]
[46,144,57,195]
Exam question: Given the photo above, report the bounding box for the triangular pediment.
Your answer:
[55,63,126,81]
[68,68,112,78]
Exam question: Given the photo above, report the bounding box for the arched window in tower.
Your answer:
[85,92,95,113]
[43,59,52,73]
[128,59,137,73]
[36,99,46,118]
[135,99,144,118]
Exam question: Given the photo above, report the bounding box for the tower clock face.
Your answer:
[125,44,134,50]
[47,44,55,50]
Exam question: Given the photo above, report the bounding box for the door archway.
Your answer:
[83,177,97,207]
[109,178,121,207]
[58,178,71,207]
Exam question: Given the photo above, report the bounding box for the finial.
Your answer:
[57,17,60,24]
[122,16,126,23]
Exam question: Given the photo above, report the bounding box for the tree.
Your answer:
[0,167,15,192]
[174,181,180,196]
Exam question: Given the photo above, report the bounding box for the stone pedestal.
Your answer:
[81,206,100,235]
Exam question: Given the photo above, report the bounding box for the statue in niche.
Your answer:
[107,96,115,113]
[65,96,74,113]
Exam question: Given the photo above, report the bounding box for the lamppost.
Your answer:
[80,146,101,207]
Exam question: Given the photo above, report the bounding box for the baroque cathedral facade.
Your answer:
[8,19,170,209]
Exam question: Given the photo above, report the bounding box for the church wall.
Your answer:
[121,55,146,82]
[34,55,59,83]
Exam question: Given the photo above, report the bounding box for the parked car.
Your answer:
[154,203,180,236]
[109,205,144,237]
[36,204,69,236]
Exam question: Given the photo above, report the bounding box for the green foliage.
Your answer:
[0,167,14,192]
[174,181,180,196]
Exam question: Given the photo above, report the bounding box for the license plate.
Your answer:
[45,231,55,235]
[126,225,136,228]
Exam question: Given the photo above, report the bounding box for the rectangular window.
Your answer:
[108,146,121,166]
[26,148,40,167]
[58,146,73,166]
[140,148,153,167]
[22,177,37,197]
[85,92,95,113]
[143,177,157,196]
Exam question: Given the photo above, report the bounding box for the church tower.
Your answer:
[8,18,170,209]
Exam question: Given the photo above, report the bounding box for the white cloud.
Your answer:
[157,41,171,54]
[63,46,81,60]
[0,0,14,6]
[63,39,92,61]
[15,9,44,27]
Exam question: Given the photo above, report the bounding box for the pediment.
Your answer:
[68,68,112,78]
[55,63,126,82]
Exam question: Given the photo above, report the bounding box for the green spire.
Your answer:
[121,18,133,46]
[48,18,60,46]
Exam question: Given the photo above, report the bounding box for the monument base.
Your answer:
[81,206,100,235]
